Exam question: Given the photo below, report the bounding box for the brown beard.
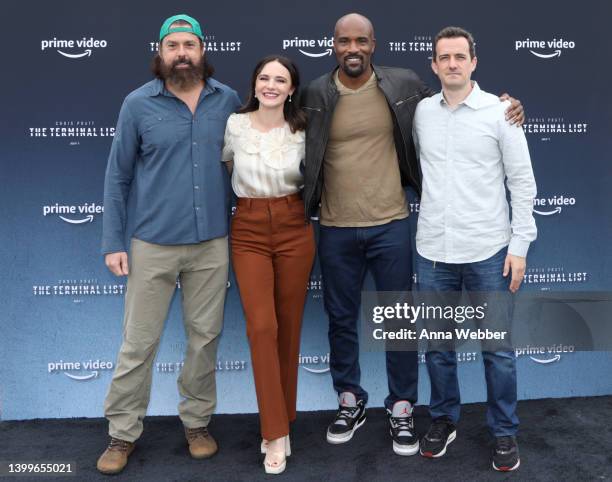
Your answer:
[159,56,203,89]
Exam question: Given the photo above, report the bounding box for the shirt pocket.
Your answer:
[140,115,188,150]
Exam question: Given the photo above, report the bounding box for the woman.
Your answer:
[222,55,315,474]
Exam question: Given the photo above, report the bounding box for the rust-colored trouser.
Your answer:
[231,193,315,440]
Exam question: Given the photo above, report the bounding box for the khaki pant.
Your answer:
[104,236,228,442]
[231,194,315,440]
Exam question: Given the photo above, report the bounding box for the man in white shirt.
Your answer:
[412,26,537,472]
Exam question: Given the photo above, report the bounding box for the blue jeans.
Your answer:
[416,248,519,437]
[319,217,417,409]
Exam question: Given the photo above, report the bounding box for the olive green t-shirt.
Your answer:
[320,71,408,227]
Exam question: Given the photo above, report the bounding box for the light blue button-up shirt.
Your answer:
[102,77,241,254]
[413,82,537,263]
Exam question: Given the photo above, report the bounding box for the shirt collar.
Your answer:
[147,77,220,97]
[437,81,492,110]
[461,81,485,109]
[334,69,376,95]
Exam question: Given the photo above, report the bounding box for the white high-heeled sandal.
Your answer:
[261,436,291,456]
[263,436,291,475]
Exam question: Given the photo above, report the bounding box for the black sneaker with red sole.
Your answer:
[419,419,456,458]
[492,435,520,471]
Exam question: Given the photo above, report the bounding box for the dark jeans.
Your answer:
[416,247,519,437]
[319,216,417,410]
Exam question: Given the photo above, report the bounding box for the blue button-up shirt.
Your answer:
[101,77,241,254]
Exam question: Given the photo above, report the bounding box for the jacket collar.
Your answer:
[326,64,380,91]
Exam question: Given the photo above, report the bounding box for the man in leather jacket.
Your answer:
[300,13,524,456]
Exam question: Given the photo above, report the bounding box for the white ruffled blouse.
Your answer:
[222,113,305,198]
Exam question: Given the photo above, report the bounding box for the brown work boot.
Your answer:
[96,437,135,474]
[185,426,218,459]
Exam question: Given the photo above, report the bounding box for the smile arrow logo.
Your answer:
[301,366,330,373]
[298,48,333,58]
[530,355,561,364]
[64,370,99,380]
[529,49,562,59]
[59,215,94,224]
[57,49,92,59]
[533,207,562,216]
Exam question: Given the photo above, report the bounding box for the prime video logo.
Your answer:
[282,36,334,58]
[515,345,575,364]
[515,38,575,59]
[533,195,575,216]
[48,359,114,381]
[299,352,330,373]
[41,37,108,59]
[43,202,104,224]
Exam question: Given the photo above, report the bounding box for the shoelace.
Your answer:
[335,406,359,425]
[426,421,449,441]
[496,436,514,453]
[186,427,209,440]
[390,416,414,435]
[108,438,131,452]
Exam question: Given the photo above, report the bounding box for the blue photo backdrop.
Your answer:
[1,0,611,420]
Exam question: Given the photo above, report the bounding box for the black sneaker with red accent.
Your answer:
[419,418,456,458]
[492,435,520,472]
[326,392,366,444]
[387,400,419,456]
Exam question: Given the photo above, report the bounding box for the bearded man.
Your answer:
[97,14,240,474]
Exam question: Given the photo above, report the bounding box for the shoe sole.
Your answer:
[420,430,456,458]
[189,450,217,460]
[264,459,287,475]
[97,464,128,475]
[326,415,366,444]
[492,458,520,472]
[96,445,135,474]
[392,438,419,456]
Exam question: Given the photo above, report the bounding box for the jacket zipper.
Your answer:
[376,69,421,195]
[386,105,419,193]
[306,105,333,217]
[395,94,420,106]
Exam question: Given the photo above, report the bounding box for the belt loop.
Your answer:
[247,198,252,209]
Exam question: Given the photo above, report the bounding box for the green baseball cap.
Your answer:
[159,14,204,42]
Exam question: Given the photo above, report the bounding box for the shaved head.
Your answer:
[333,12,376,85]
[334,13,375,39]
